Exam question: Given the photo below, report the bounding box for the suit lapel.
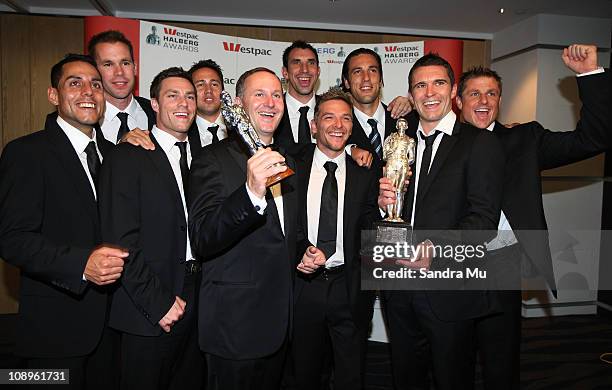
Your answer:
[415,121,460,205]
[47,122,98,223]
[281,157,297,241]
[343,157,357,269]
[146,134,186,222]
[188,121,203,157]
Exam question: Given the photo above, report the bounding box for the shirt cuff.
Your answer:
[576,67,604,77]
[245,183,267,215]
[345,144,356,156]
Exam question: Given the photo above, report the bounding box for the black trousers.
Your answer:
[291,270,368,390]
[384,291,476,390]
[118,272,202,390]
[26,325,119,390]
[205,338,288,390]
[476,244,522,390]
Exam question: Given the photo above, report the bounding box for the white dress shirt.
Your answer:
[409,110,456,226]
[285,93,316,143]
[307,147,346,268]
[151,126,194,262]
[100,96,149,143]
[195,113,228,146]
[57,116,101,199]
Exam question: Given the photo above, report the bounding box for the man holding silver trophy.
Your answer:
[188,68,297,390]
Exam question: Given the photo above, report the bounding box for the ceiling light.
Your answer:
[499,8,504,14]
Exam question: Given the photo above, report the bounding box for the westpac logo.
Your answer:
[164,27,177,35]
[159,26,199,52]
[222,41,272,57]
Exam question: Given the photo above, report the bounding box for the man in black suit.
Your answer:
[189,67,297,390]
[454,44,609,389]
[0,54,128,389]
[98,67,202,389]
[342,48,418,168]
[278,41,412,162]
[378,53,505,390]
[291,88,380,390]
[87,30,156,146]
[187,59,228,155]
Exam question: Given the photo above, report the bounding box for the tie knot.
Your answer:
[208,124,219,134]
[84,141,97,155]
[323,161,337,174]
[299,106,309,115]
[175,141,188,154]
[367,119,377,129]
[420,130,439,147]
[116,112,129,124]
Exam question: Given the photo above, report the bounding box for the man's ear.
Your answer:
[47,87,59,107]
[151,98,159,113]
[455,96,463,111]
[235,96,243,107]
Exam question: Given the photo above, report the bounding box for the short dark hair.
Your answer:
[150,67,194,99]
[50,53,98,88]
[314,86,352,118]
[457,66,503,97]
[188,59,225,89]
[408,53,455,90]
[341,48,384,91]
[235,67,279,98]
[87,30,135,61]
[282,40,319,68]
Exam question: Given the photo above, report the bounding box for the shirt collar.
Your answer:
[104,95,138,121]
[151,125,189,154]
[196,112,225,130]
[313,146,346,171]
[56,115,96,154]
[417,110,456,138]
[353,102,385,128]
[285,92,316,116]
[486,121,495,131]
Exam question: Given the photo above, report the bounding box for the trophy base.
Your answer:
[266,165,295,187]
[374,220,412,244]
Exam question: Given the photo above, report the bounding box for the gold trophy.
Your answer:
[375,118,415,243]
[220,90,294,187]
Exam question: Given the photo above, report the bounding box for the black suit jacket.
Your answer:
[188,134,297,359]
[492,70,611,292]
[0,120,113,358]
[295,146,381,327]
[400,120,505,321]
[347,104,419,166]
[98,135,190,336]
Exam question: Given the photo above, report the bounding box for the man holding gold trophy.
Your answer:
[188,67,297,390]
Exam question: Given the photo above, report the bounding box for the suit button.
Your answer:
[180,226,186,232]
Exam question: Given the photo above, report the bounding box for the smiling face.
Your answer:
[343,53,382,111]
[191,67,223,121]
[47,61,105,136]
[282,47,320,103]
[93,41,137,108]
[311,98,353,158]
[456,76,501,129]
[409,65,457,134]
[236,71,284,144]
[151,76,196,140]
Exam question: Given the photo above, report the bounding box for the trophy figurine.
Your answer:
[375,118,416,243]
[220,90,294,187]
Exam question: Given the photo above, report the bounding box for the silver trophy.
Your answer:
[220,90,294,186]
[375,118,416,243]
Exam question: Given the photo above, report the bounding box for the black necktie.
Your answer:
[317,161,338,259]
[415,130,440,208]
[208,125,220,144]
[84,141,100,184]
[116,112,130,143]
[367,119,382,159]
[175,141,189,197]
[298,106,311,145]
